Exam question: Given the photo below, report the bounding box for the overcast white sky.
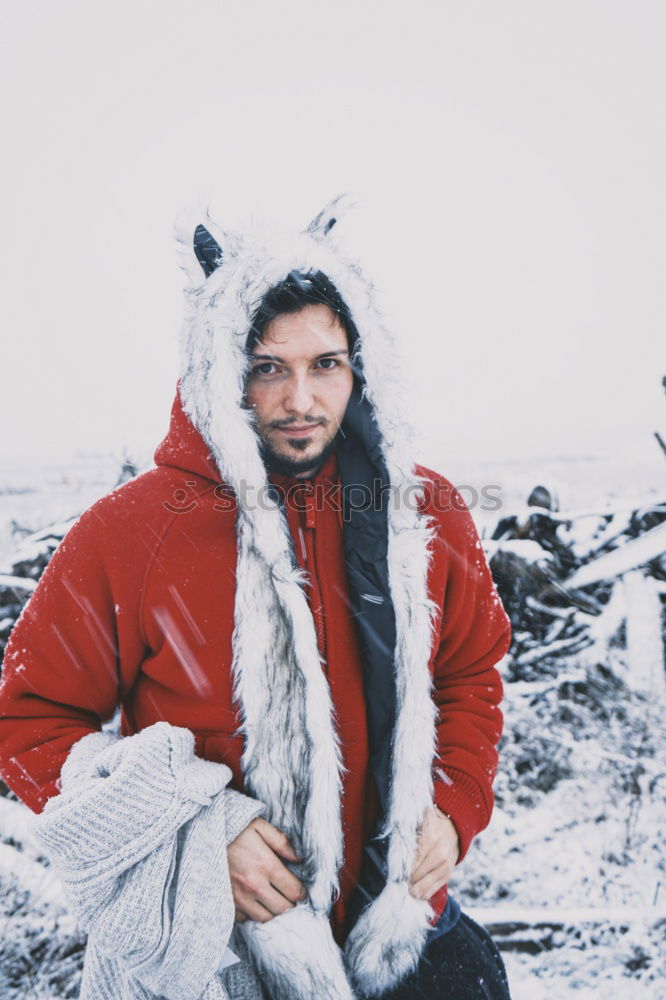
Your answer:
[1,0,664,470]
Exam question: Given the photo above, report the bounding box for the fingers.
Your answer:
[254,818,301,862]
[410,864,451,902]
[410,842,429,884]
[263,881,304,916]
[234,896,278,923]
[228,821,307,924]
[411,841,456,888]
[435,807,461,863]
[233,871,305,922]
[412,841,453,883]
[411,807,460,883]
[268,863,308,906]
[251,821,307,903]
[409,805,460,900]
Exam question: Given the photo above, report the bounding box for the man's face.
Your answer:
[244,303,354,478]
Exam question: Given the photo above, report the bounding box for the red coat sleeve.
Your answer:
[427,481,512,862]
[0,497,148,813]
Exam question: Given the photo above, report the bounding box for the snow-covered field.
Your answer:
[0,449,664,999]
[0,452,148,569]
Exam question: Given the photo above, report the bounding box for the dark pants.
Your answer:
[371,913,511,1000]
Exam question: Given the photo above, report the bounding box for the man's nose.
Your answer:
[283,375,315,415]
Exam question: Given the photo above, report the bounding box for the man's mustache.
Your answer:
[270,418,327,429]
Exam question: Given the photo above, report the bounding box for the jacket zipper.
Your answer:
[303,485,327,661]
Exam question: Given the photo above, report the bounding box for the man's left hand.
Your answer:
[409,805,461,901]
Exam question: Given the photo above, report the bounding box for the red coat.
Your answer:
[0,389,511,943]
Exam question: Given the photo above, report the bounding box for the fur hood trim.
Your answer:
[174,196,439,996]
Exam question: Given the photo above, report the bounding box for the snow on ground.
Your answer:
[0,449,664,998]
[458,679,666,996]
[0,452,149,570]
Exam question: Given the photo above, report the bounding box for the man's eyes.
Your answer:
[250,358,341,377]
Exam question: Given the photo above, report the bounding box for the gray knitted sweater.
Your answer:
[32,722,268,1000]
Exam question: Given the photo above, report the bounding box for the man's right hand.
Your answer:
[227,817,308,923]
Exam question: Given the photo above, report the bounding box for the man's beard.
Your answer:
[258,430,339,478]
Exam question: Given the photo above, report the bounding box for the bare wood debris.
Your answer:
[0,455,139,658]
[485,485,666,695]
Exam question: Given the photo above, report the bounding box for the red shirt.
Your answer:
[268,452,377,941]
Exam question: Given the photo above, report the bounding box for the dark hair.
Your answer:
[245,270,361,369]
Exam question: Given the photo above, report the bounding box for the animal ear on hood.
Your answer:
[305,193,355,239]
[193,224,223,277]
[173,206,231,286]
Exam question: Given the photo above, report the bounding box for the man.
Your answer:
[0,197,512,999]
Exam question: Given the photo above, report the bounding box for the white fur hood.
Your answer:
[171,197,440,999]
